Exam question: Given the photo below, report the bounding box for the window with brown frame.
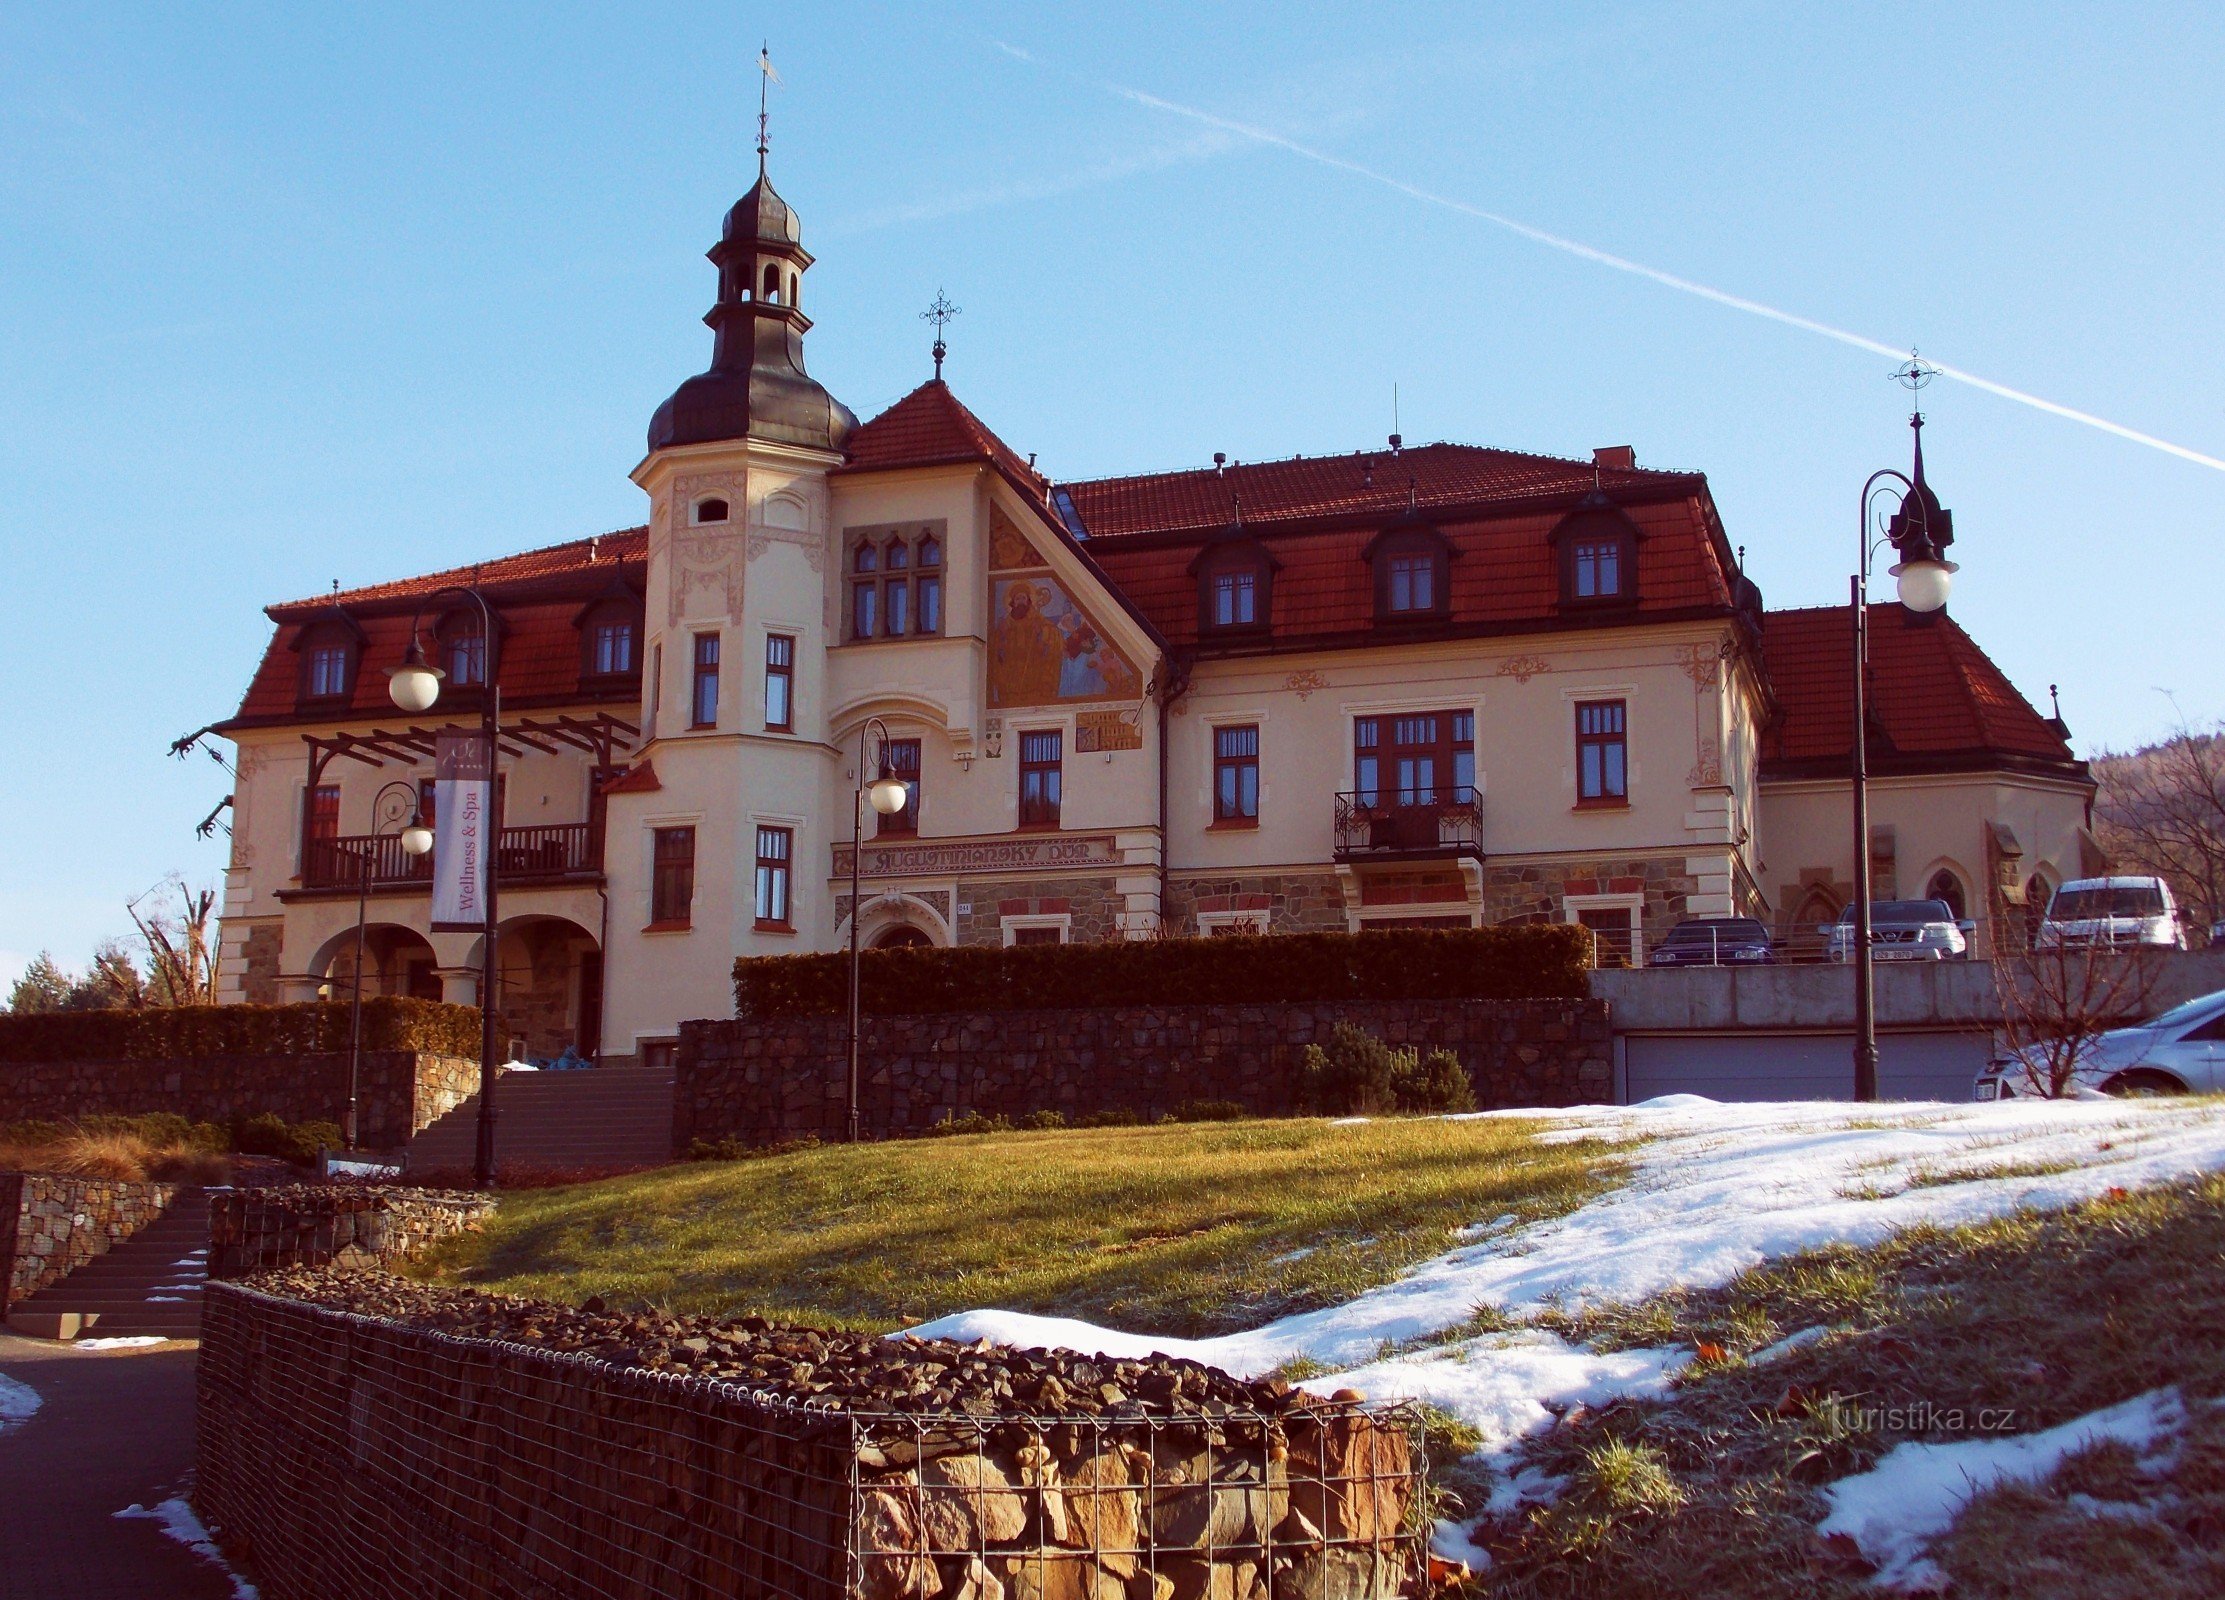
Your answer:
[1568,537,1629,601]
[300,629,356,702]
[437,611,491,689]
[1009,925,1063,947]
[690,632,720,728]
[308,784,340,842]
[848,528,945,642]
[1018,730,1062,828]
[1371,529,1450,621]
[1575,700,1628,804]
[1198,550,1270,633]
[581,600,641,680]
[1213,724,1259,824]
[1353,712,1474,808]
[650,826,695,926]
[763,633,794,731]
[752,825,792,929]
[877,739,922,836]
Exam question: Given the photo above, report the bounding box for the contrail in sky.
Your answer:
[994,42,2225,475]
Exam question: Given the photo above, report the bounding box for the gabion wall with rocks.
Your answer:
[197,1272,1425,1600]
[679,998,1611,1147]
[0,1172,177,1312]
[205,1185,494,1279]
[0,1050,476,1152]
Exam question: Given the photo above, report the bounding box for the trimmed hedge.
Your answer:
[0,998,488,1063]
[733,924,1592,1020]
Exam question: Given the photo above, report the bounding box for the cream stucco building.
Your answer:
[204,156,2097,1065]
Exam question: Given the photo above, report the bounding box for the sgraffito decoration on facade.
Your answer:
[1074,709,1144,752]
[833,832,1123,880]
[986,506,1142,708]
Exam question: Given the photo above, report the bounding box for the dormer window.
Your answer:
[294,615,362,705]
[1570,538,1625,600]
[1192,539,1277,636]
[443,625,487,688]
[1212,568,1259,626]
[576,593,644,683]
[1553,493,1643,609]
[693,497,729,525]
[305,640,351,699]
[1365,522,1452,623]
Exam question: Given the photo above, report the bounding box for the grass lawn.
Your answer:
[1464,1171,2225,1598]
[417,1116,1623,1337]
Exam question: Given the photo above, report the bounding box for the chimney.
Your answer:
[1593,445,1636,472]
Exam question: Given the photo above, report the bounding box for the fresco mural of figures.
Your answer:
[989,576,1143,707]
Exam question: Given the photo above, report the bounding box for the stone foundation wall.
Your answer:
[679,997,1612,1146]
[0,1173,177,1312]
[206,1185,494,1278]
[0,1051,477,1153]
[1483,854,1699,945]
[1167,870,1348,933]
[952,875,1126,946]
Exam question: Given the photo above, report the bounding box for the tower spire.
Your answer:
[756,42,779,170]
[921,290,960,380]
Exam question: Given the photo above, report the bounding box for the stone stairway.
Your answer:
[6,1192,208,1341]
[405,1066,676,1176]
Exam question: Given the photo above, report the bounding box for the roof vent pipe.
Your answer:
[1213,452,1226,474]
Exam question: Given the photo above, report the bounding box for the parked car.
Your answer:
[1648,917,1777,966]
[1975,987,2225,1098]
[1824,899,1972,962]
[2035,875,2185,951]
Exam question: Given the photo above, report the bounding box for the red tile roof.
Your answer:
[1063,443,1696,539]
[231,530,648,729]
[834,381,1047,496]
[1760,605,2081,778]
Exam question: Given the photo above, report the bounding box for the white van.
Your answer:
[2036,876,2185,950]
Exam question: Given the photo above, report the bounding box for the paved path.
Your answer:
[0,1333,238,1600]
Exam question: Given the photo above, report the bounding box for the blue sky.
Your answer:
[3,3,2221,984]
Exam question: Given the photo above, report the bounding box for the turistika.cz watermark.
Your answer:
[1808,1396,2020,1434]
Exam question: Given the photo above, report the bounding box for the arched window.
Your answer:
[762,263,780,301]
[2022,874,2052,948]
[787,271,799,307]
[693,497,729,525]
[1926,869,1967,920]
[847,528,946,641]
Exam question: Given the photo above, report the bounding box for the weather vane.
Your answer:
[1892,350,1938,392]
[921,290,960,380]
[756,42,780,165]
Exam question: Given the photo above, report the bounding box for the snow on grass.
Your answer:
[0,1370,39,1436]
[1817,1388,2187,1591]
[73,1335,168,1349]
[115,1496,260,1599]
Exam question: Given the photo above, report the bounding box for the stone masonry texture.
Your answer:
[677,997,1612,1146]
[0,1172,177,1312]
[0,1051,477,1153]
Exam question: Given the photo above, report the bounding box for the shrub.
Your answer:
[921,1111,1014,1139]
[1295,1024,1478,1116]
[0,997,493,1063]
[1019,1109,1067,1130]
[1166,1099,1249,1123]
[1075,1107,1141,1128]
[684,1134,822,1162]
[733,924,1590,1019]
[232,1113,344,1165]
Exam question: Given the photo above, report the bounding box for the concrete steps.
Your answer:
[6,1192,208,1341]
[405,1066,675,1175]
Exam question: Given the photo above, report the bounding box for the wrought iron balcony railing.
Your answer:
[1332,789,1484,861]
[301,822,600,890]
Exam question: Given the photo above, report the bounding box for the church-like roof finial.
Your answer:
[756,42,779,170]
[922,289,961,380]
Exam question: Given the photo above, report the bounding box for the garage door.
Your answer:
[1623,1031,1993,1104]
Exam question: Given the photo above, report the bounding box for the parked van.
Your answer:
[2036,875,2185,950]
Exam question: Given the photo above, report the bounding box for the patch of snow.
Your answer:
[1430,1516,1496,1570]
[174,1257,207,1267]
[905,1099,2225,1468]
[73,1336,168,1350]
[1751,1324,1835,1364]
[1817,1387,2185,1591]
[149,1296,190,1303]
[326,1157,400,1179]
[115,1497,260,1598]
[0,1371,40,1435]
[1328,1116,1370,1126]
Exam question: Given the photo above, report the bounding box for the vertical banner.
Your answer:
[430,731,492,930]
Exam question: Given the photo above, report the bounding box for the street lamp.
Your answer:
[387,585,504,1188]
[1851,372,1958,1101]
[343,779,431,1151]
[846,716,912,1144]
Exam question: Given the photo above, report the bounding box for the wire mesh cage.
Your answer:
[197,1283,1429,1600]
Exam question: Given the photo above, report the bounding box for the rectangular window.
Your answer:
[885,578,909,638]
[417,778,437,830]
[919,574,941,634]
[752,825,792,929]
[877,739,922,836]
[308,784,341,841]
[763,634,794,731]
[851,582,878,640]
[1573,540,1623,599]
[1353,712,1473,808]
[690,633,720,728]
[650,826,695,926]
[1354,717,1380,806]
[1576,700,1628,803]
[1577,906,1638,967]
[1212,569,1258,627]
[307,645,351,698]
[445,632,486,687]
[592,620,635,676]
[1213,724,1260,824]
[1387,553,1435,613]
[1010,925,1063,947]
[1018,730,1063,828]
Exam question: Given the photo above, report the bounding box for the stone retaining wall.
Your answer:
[679,998,1612,1146]
[0,1173,176,1312]
[0,1051,476,1152]
[205,1186,494,1279]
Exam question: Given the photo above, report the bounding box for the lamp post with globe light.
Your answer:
[385,584,503,1187]
[846,716,914,1143]
[343,778,433,1152]
[1850,363,1960,1100]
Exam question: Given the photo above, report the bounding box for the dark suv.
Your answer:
[1648,917,1777,967]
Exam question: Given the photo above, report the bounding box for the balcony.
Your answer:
[301,823,600,891]
[1332,790,1484,862]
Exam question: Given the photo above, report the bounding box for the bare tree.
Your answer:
[126,876,220,1008]
[2091,718,2225,936]
[1992,941,2164,1097]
